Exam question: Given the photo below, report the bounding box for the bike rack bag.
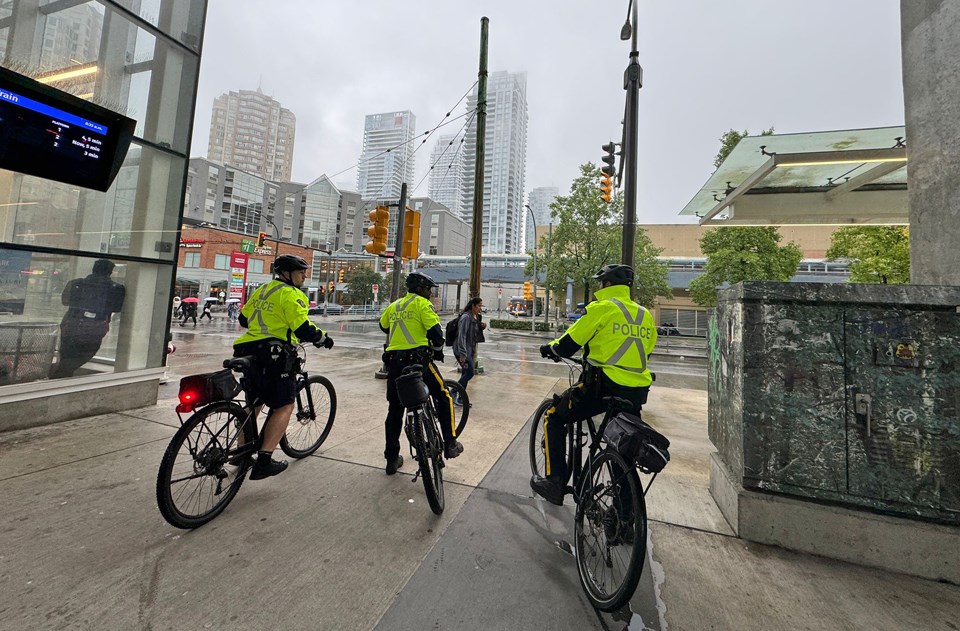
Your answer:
[603,412,671,474]
[177,369,241,413]
[396,366,430,408]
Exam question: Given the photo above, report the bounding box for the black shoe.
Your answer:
[450,394,463,407]
[250,456,288,480]
[443,441,464,459]
[530,475,565,506]
[385,455,403,475]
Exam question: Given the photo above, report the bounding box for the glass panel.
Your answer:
[111,0,205,49]
[0,248,172,386]
[0,143,185,261]
[9,2,198,153]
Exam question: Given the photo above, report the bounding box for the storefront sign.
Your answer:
[229,251,248,301]
[179,238,204,248]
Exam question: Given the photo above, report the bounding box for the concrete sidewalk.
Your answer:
[0,346,957,630]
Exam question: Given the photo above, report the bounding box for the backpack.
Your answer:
[444,316,459,347]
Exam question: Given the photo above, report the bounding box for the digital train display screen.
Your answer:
[0,67,135,192]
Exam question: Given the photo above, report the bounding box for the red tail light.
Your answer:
[179,391,196,405]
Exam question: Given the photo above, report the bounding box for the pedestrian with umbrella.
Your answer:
[200,299,213,323]
[180,296,198,327]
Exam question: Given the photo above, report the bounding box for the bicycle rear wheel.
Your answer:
[574,449,646,612]
[528,397,574,479]
[156,401,254,529]
[280,375,337,458]
[443,379,470,437]
[415,405,445,515]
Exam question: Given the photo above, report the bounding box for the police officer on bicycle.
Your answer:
[379,271,463,475]
[234,254,334,480]
[531,264,657,505]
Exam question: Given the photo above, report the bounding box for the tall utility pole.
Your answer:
[468,17,489,299]
[389,182,408,302]
[621,0,642,270]
[544,222,553,326]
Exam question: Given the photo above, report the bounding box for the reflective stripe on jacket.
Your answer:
[380,293,440,351]
[234,279,314,346]
[555,284,657,387]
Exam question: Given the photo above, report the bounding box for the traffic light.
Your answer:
[257,231,267,247]
[402,208,421,260]
[365,205,390,254]
[328,280,335,293]
[523,281,533,300]
[338,268,344,283]
[600,142,617,204]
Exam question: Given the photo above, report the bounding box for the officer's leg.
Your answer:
[424,360,457,443]
[383,361,405,463]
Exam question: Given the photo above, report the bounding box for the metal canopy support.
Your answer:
[699,147,908,226]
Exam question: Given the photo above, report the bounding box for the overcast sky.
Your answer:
[190,0,904,224]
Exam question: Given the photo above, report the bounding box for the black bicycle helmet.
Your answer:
[593,263,634,286]
[273,254,309,273]
[406,271,438,292]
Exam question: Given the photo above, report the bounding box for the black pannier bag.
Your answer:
[396,366,430,408]
[177,369,241,412]
[603,411,671,473]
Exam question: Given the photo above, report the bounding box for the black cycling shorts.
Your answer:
[233,340,297,409]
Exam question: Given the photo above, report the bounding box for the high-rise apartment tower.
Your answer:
[357,110,417,200]
[461,71,528,254]
[207,88,296,182]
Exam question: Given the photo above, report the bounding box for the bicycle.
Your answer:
[443,378,470,436]
[156,344,337,529]
[528,354,669,612]
[396,364,464,515]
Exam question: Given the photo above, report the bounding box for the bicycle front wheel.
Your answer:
[280,375,337,459]
[574,449,646,612]
[415,406,445,515]
[156,401,254,529]
[443,379,470,437]
[528,397,574,480]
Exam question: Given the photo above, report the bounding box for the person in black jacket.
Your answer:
[50,259,125,379]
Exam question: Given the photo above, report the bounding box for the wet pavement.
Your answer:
[0,313,957,630]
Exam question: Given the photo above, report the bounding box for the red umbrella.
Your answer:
[181,297,200,303]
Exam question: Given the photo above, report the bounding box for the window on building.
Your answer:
[183,252,200,268]
[214,254,230,270]
[248,259,264,274]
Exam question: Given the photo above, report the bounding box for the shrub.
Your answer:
[489,318,552,332]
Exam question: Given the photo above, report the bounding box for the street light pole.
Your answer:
[544,222,553,327]
[265,218,281,256]
[525,204,537,333]
[621,0,642,271]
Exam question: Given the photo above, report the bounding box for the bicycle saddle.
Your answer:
[223,356,255,372]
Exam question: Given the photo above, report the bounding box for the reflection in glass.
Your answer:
[0,249,171,385]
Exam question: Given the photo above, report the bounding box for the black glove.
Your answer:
[314,335,334,349]
[540,344,560,362]
[433,349,444,362]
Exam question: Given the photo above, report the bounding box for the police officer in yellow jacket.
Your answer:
[379,272,463,475]
[234,254,334,480]
[531,264,657,505]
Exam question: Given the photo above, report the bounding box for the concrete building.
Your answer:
[462,71,528,254]
[207,88,296,182]
[183,158,300,245]
[408,197,470,257]
[525,186,558,252]
[356,110,416,200]
[336,190,364,253]
[427,132,466,220]
[0,0,208,426]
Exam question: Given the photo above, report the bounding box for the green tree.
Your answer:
[689,227,803,306]
[527,162,671,308]
[826,226,910,284]
[714,127,774,169]
[344,266,384,304]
